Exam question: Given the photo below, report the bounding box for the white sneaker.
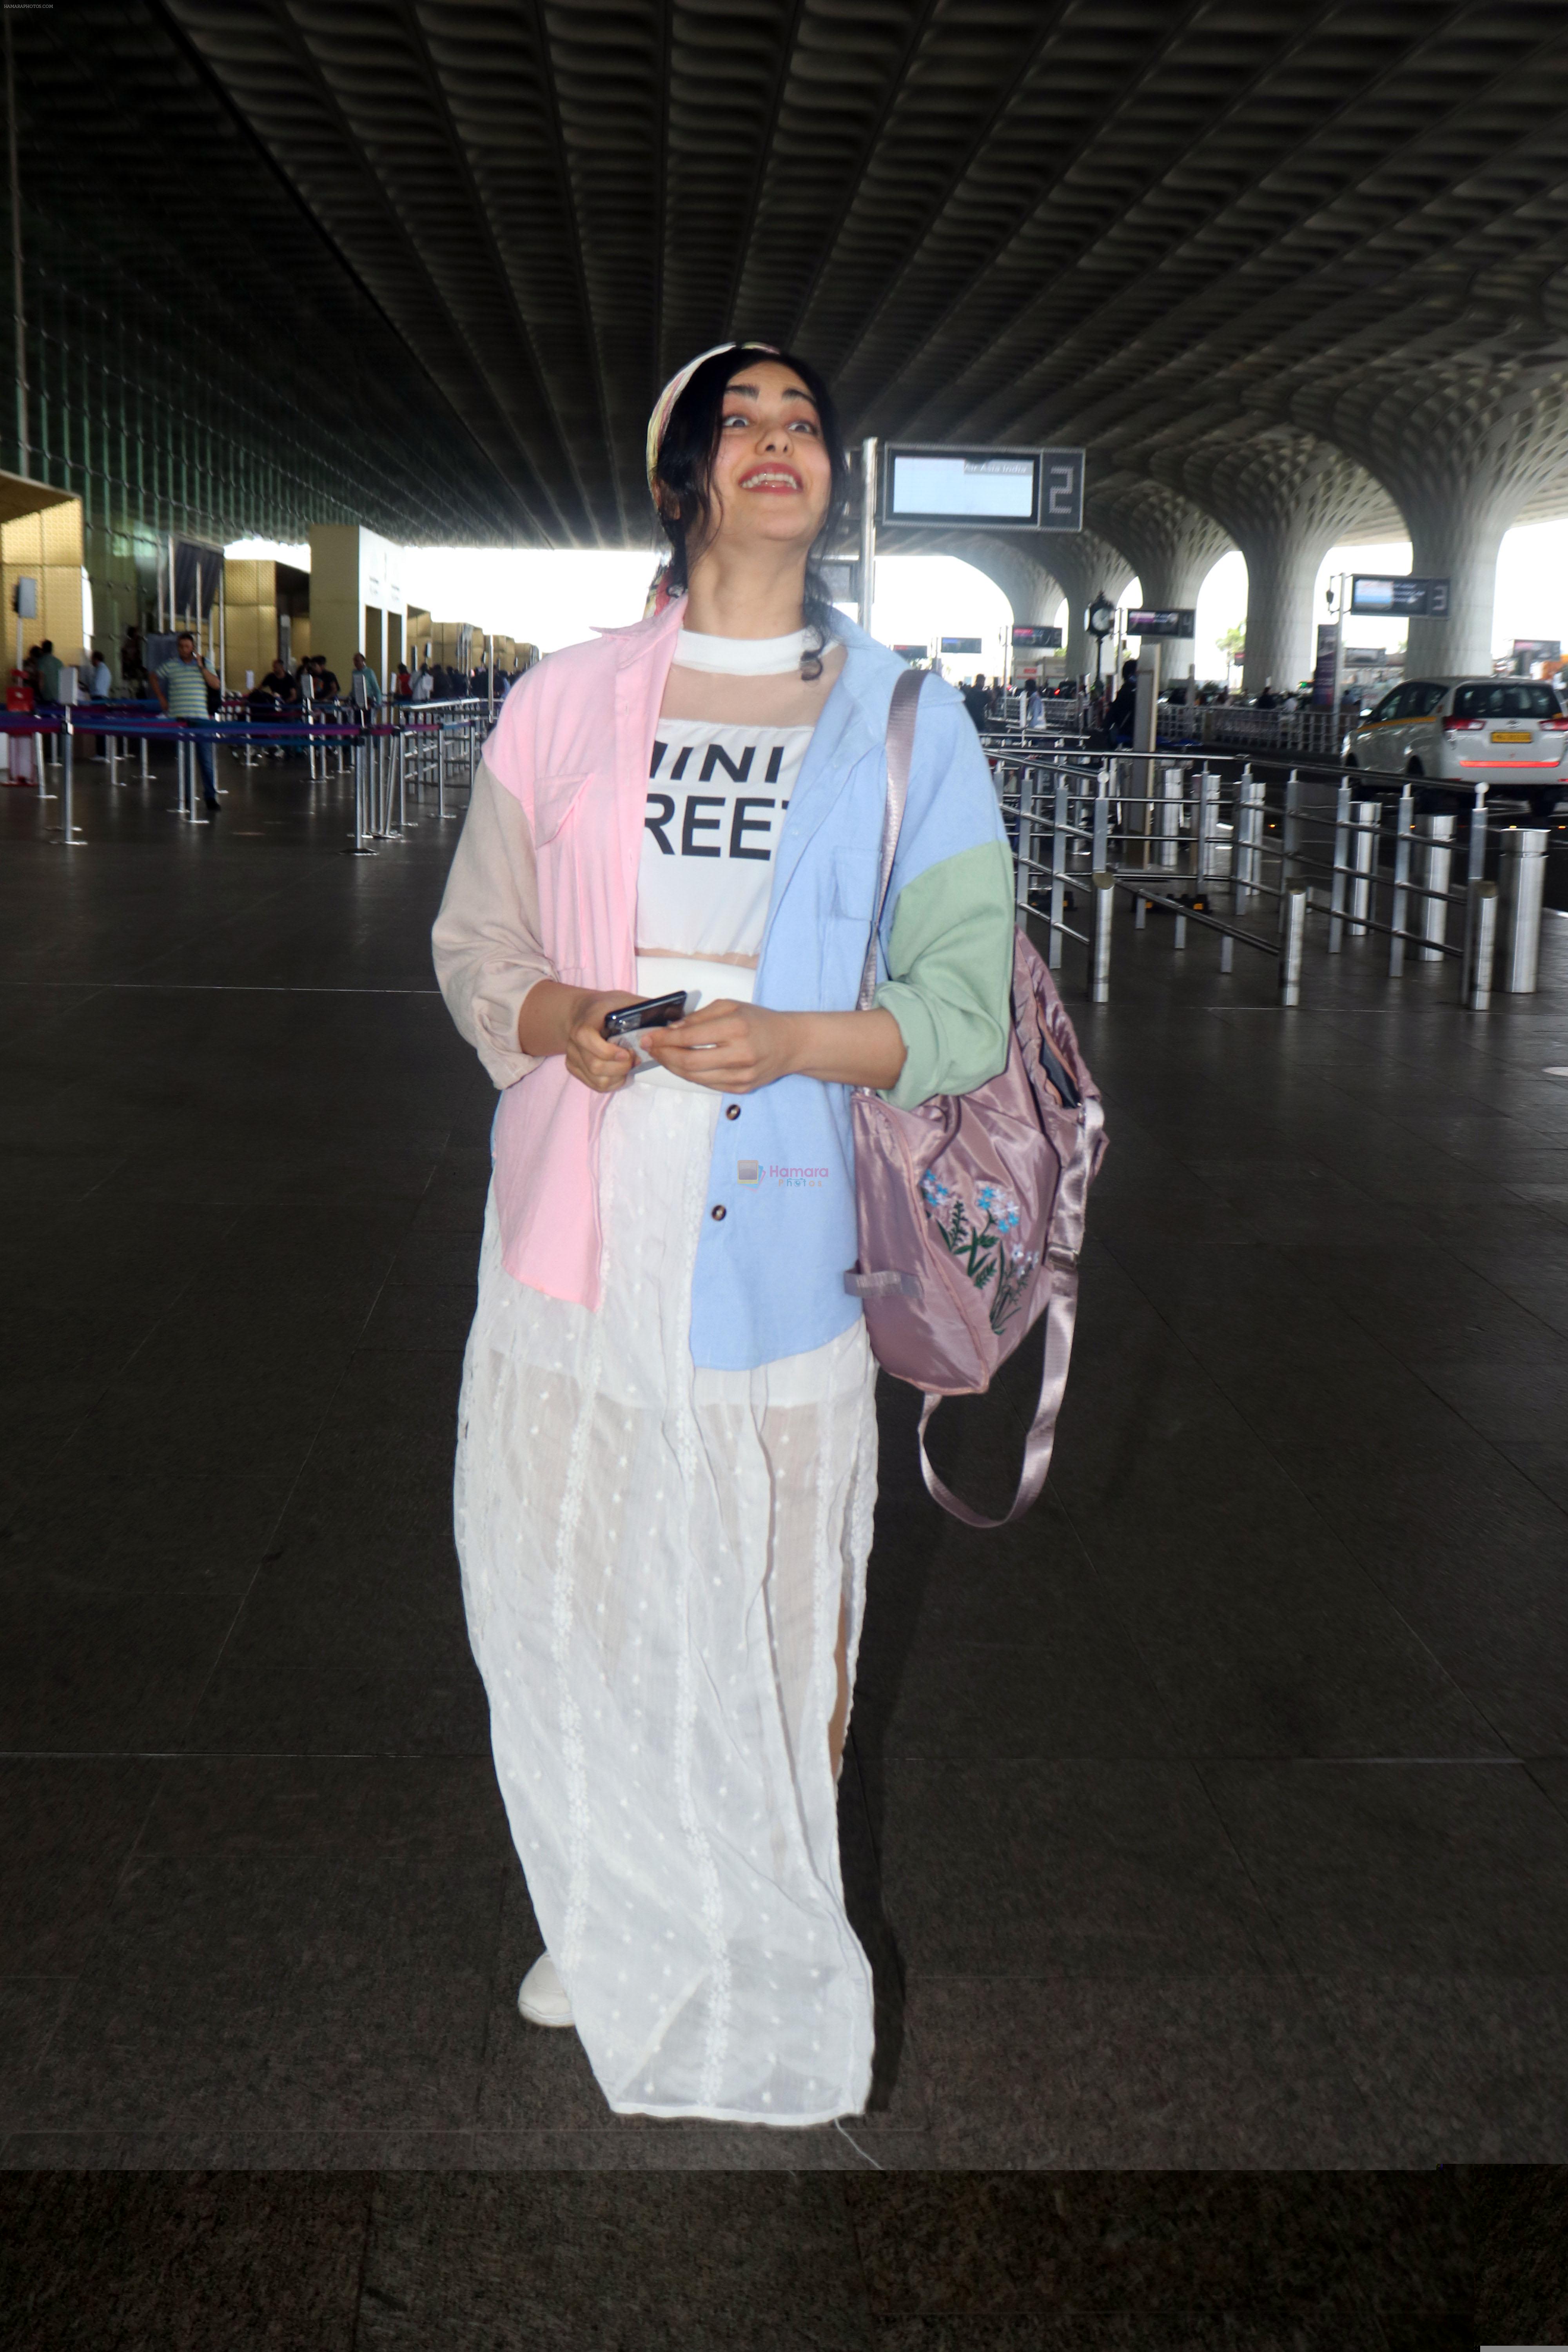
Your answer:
[517,1951,574,2029]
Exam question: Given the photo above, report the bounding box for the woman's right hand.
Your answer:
[563,991,640,1093]
[517,979,642,1092]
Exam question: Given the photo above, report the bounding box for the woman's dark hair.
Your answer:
[650,344,850,678]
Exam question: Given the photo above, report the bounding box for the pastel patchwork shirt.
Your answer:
[432,597,1014,1371]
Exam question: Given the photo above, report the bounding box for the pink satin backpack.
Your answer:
[843,669,1107,1526]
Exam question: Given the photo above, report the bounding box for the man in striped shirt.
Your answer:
[152,631,220,809]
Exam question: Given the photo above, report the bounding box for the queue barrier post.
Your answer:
[1047,782,1068,969]
[1417,813,1454,960]
[51,709,85,847]
[1497,827,1547,995]
[34,713,55,803]
[1282,767,1301,887]
[1388,785,1414,977]
[1327,781,1351,953]
[1463,878,1497,1012]
[347,726,377,857]
[1350,799,1379,938]
[1090,872,1114,1003]
[1091,769,1111,872]
[1278,878,1307,1006]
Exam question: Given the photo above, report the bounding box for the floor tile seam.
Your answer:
[1,1970,87,2122]
[0,1747,454,1762]
[0,1190,255,1510]
[348,2167,377,2352]
[163,1194,451,1750]
[858,1749,1533,1767]
[1059,1230,1456,1737]
[1522,1759,1568,1825]
[1183,1756,1391,2141]
[1222,1052,1540,1176]
[102,858,353,989]
[45,1153,132,1210]
[1278,1464,1562,1759]
[40,1187,257,1378]
[58,983,449,996]
[1095,1231,1545,1749]
[1020,1472,1187,1760]
[465,1854,520,2136]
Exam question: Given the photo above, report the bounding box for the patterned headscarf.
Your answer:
[644,341,779,490]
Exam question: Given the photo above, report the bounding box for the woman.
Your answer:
[433,343,1016,2125]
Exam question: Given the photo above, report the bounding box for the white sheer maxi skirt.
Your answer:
[454,1070,880,2124]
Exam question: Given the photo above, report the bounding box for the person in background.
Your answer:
[1025,681,1046,729]
[412,662,434,703]
[314,655,341,702]
[394,661,411,699]
[36,639,62,704]
[86,646,113,760]
[1103,658,1139,745]
[152,629,221,811]
[960,673,989,728]
[5,664,34,784]
[249,655,297,760]
[249,655,296,710]
[350,650,380,709]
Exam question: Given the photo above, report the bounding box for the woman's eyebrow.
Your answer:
[722,381,818,407]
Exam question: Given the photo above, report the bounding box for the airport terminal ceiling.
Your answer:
[16,0,1568,575]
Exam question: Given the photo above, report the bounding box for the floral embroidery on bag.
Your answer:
[918,1173,1039,1333]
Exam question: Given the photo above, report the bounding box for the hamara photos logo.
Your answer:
[736,1161,829,1190]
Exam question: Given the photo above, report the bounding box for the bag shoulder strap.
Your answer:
[917,1093,1103,1527]
[857,666,925,1013]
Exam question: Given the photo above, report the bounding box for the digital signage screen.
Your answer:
[881,446,1084,531]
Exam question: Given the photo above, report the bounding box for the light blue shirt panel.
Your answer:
[686,622,1008,1372]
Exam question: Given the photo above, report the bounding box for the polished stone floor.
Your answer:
[4,749,1568,2215]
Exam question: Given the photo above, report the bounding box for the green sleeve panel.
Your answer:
[874,838,1015,1109]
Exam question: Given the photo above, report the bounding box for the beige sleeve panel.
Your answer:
[430,759,556,1090]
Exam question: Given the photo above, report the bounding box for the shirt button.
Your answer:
[710,1204,726,1222]
[724,1104,740,1121]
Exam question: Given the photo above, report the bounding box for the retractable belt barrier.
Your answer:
[13,697,488,851]
[983,737,1553,1016]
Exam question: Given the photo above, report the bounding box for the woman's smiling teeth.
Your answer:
[739,466,802,492]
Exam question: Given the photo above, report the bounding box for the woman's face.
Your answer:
[700,360,833,560]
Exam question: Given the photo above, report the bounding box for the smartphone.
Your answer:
[601,989,689,1042]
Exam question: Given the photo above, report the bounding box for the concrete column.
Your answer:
[1405,496,1513,678]
[1031,528,1134,679]
[1085,477,1232,681]
[1152,427,1403,696]
[1291,373,1568,676]
[942,532,1063,630]
[308,523,405,692]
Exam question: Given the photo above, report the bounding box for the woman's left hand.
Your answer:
[643,999,800,1094]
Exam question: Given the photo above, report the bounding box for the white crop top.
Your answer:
[639,718,813,962]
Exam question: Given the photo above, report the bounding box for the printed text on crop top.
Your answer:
[639,719,813,962]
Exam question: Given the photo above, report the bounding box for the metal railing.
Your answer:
[9,695,490,850]
[984,738,1549,1015]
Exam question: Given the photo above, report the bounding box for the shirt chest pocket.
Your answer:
[831,848,880,923]
[533,771,590,846]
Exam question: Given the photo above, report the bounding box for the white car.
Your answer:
[1343,676,1568,818]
